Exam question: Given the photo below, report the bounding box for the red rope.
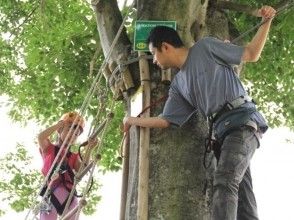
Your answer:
[137,95,168,117]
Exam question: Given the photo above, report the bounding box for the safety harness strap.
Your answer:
[204,95,257,169]
[40,146,78,215]
[208,95,254,122]
[50,193,73,215]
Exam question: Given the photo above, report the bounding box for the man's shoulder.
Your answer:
[190,37,217,53]
[195,36,219,46]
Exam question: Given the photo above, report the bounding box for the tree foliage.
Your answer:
[0,144,41,214]
[0,0,99,123]
[0,0,123,214]
[1,0,293,126]
[228,0,294,127]
[0,143,102,216]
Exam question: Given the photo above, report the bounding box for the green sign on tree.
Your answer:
[134,20,177,51]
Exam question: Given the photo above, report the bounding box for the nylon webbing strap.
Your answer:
[209,95,253,121]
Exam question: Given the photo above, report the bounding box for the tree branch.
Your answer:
[275,0,293,9]
[215,0,293,17]
[91,0,131,63]
[89,43,102,77]
[214,1,259,16]
[91,0,139,98]
[10,3,39,37]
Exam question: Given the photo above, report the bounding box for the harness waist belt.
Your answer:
[208,95,253,122]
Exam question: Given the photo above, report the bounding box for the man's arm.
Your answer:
[242,5,276,62]
[123,116,170,132]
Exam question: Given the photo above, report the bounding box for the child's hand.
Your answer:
[88,137,99,149]
[55,120,66,134]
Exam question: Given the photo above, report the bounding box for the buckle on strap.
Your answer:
[245,120,257,131]
[229,95,253,109]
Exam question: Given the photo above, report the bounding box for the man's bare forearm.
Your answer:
[243,20,272,62]
[242,6,276,62]
[123,116,170,131]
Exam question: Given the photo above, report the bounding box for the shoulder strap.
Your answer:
[53,145,77,191]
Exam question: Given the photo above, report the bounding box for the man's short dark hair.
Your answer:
[147,26,184,51]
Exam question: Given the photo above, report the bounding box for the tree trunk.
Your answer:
[92,0,234,219]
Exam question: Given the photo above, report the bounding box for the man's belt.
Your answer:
[208,95,254,123]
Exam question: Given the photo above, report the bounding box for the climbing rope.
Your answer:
[60,97,116,219]
[25,2,135,219]
[25,1,294,219]
[232,1,294,43]
[61,112,115,220]
[60,116,111,219]
[110,54,153,82]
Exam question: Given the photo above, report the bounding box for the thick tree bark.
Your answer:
[92,0,130,61]
[92,0,140,100]
[136,0,208,44]
[92,0,238,219]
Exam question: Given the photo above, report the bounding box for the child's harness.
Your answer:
[40,145,78,215]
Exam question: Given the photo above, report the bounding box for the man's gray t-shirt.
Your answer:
[161,37,268,132]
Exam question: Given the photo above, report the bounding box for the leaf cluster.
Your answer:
[0,0,100,123]
[0,0,124,214]
[227,0,294,128]
[0,143,41,215]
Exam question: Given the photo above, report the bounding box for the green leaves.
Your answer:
[99,101,124,171]
[0,143,41,215]
[0,0,293,215]
[242,25,294,127]
[0,0,122,214]
[0,0,100,124]
[228,0,294,128]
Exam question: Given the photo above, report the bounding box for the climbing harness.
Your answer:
[203,95,258,168]
[39,145,79,215]
[24,1,294,219]
[61,113,114,220]
[26,2,132,217]
[202,1,294,168]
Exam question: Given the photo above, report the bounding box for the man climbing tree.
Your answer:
[123,5,276,220]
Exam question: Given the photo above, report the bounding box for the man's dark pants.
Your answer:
[212,126,260,220]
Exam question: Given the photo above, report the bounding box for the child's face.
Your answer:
[59,122,81,145]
